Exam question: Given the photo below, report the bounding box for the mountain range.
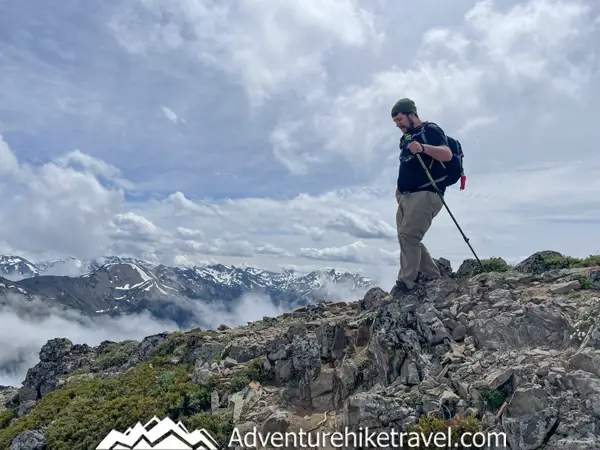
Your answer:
[0,254,373,328]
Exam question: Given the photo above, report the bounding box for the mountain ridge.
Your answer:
[0,254,374,328]
[1,249,600,449]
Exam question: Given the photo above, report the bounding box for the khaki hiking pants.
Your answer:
[396,190,443,289]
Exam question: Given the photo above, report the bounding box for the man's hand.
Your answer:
[407,141,424,154]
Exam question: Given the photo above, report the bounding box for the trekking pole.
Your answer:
[412,151,485,272]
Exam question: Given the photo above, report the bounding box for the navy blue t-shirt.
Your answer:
[397,122,448,194]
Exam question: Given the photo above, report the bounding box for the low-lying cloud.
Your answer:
[0,277,372,387]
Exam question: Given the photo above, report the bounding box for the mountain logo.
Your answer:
[95,416,221,449]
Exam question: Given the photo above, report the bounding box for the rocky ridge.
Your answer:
[1,251,600,449]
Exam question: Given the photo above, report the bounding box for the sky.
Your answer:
[1,0,600,285]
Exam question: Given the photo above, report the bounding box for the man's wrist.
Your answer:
[420,143,426,153]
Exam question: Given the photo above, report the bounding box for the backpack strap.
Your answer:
[414,122,447,189]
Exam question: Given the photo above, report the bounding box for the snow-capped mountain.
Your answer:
[0,255,39,280]
[0,255,374,328]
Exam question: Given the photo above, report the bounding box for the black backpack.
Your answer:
[419,122,466,190]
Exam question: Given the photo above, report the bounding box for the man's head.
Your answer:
[391,98,420,133]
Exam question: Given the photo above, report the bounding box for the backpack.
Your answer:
[418,122,466,191]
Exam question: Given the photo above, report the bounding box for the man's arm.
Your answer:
[421,124,452,162]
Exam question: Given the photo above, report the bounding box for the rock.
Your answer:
[223,357,238,368]
[211,390,220,412]
[310,367,335,411]
[6,254,600,447]
[358,287,388,312]
[0,386,18,412]
[342,392,414,429]
[568,349,600,378]
[514,250,564,274]
[262,410,290,433]
[550,280,580,294]
[452,323,467,341]
[417,308,449,345]
[434,257,453,276]
[191,342,226,367]
[191,367,213,387]
[16,338,94,413]
[486,368,514,390]
[10,430,46,450]
[457,259,480,277]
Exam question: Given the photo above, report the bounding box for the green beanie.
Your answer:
[391,98,417,117]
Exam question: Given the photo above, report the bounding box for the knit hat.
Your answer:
[391,98,417,117]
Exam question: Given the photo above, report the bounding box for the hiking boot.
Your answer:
[390,279,415,298]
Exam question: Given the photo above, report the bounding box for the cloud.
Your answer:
[0,138,125,260]
[0,135,19,175]
[0,283,364,387]
[0,0,599,284]
[0,293,182,386]
[108,0,383,107]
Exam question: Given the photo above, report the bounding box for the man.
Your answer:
[390,98,453,296]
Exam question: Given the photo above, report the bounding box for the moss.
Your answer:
[0,362,229,450]
[405,414,482,449]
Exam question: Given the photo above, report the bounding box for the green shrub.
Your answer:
[478,389,505,410]
[228,376,250,393]
[477,257,511,274]
[0,362,226,450]
[578,275,593,290]
[405,414,482,449]
[95,340,138,369]
[0,409,16,429]
[543,254,600,269]
[243,357,272,383]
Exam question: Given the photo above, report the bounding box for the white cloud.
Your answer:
[0,289,293,386]
[0,0,599,286]
[108,0,383,107]
[0,135,19,174]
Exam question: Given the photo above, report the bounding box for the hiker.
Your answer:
[390,98,453,296]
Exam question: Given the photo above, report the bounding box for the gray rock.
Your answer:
[10,430,46,450]
[550,280,580,294]
[514,250,565,274]
[417,308,449,345]
[434,257,453,276]
[358,287,388,312]
[457,259,480,277]
[262,410,290,433]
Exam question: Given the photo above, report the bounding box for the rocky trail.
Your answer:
[2,251,600,449]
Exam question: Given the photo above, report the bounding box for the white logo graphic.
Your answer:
[95,416,221,449]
